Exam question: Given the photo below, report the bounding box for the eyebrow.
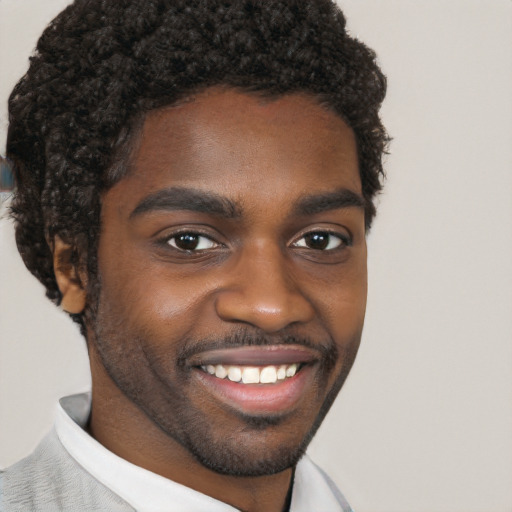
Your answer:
[292,188,366,216]
[130,186,365,221]
[130,187,242,219]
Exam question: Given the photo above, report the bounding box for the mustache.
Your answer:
[176,328,338,369]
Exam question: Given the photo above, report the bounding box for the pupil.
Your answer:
[176,234,199,251]
[305,232,329,250]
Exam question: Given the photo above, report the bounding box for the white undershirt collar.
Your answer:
[55,393,348,512]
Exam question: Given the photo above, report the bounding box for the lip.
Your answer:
[188,344,321,415]
[192,362,316,415]
[188,344,319,366]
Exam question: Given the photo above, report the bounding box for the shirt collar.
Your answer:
[55,393,348,512]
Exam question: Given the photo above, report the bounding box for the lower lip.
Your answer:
[193,365,314,415]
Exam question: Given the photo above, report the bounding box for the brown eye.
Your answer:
[304,232,330,250]
[293,231,347,251]
[168,233,217,251]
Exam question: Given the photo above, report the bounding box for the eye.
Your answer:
[293,231,348,251]
[167,233,218,252]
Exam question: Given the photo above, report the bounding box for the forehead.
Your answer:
[110,88,361,213]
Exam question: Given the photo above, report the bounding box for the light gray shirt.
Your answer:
[0,393,353,511]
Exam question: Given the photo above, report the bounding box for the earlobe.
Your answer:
[52,236,87,314]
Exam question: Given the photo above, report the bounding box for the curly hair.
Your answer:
[8,0,388,328]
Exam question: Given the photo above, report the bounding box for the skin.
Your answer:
[55,88,367,512]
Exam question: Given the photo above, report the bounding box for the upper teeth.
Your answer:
[201,363,299,384]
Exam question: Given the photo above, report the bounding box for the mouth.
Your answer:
[188,345,320,415]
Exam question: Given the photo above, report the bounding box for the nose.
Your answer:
[214,244,315,333]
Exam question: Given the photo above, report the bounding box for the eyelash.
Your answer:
[161,230,351,253]
[165,232,222,252]
[291,231,352,251]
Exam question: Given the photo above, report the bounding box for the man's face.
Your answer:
[90,89,367,476]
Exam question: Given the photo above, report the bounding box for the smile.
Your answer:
[190,345,320,415]
[200,363,301,384]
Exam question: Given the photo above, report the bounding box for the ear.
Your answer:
[52,236,87,314]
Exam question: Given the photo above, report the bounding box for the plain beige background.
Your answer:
[1,1,511,511]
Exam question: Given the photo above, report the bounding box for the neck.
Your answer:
[87,343,293,512]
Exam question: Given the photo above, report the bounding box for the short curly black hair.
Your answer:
[8,0,388,327]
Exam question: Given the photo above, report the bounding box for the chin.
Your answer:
[180,421,312,477]
[161,369,348,478]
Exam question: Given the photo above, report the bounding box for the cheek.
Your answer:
[97,248,219,341]
[313,258,367,346]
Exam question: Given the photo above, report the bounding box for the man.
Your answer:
[0,0,388,510]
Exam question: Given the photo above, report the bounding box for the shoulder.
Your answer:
[0,429,134,512]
